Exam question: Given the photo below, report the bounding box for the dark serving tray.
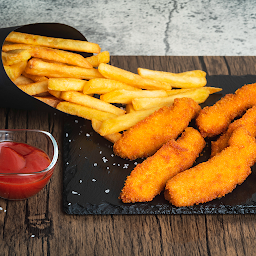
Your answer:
[63,74,256,214]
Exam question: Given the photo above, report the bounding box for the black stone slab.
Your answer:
[62,74,256,214]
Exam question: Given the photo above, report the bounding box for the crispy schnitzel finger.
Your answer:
[120,127,205,203]
[211,105,256,157]
[196,83,256,137]
[165,127,256,207]
[114,97,201,160]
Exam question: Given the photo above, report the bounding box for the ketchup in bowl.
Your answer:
[0,130,58,200]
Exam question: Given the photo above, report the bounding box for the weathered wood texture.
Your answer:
[0,56,256,256]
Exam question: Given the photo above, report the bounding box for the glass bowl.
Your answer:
[0,129,58,200]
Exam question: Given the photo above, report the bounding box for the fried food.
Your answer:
[5,31,101,53]
[165,127,256,207]
[25,58,103,80]
[113,97,201,160]
[211,105,256,157]
[196,83,256,137]
[137,68,207,88]
[98,63,172,90]
[120,127,205,203]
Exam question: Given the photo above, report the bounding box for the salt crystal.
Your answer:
[72,191,80,195]
[102,157,108,163]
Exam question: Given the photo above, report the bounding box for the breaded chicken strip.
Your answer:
[196,83,256,137]
[165,127,256,207]
[114,97,201,160]
[211,105,256,157]
[120,127,205,203]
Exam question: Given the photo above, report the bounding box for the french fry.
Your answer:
[91,119,122,143]
[4,60,27,81]
[83,78,140,94]
[166,87,222,96]
[56,101,117,121]
[98,63,172,90]
[2,43,93,68]
[17,80,49,96]
[98,107,159,136]
[5,31,101,53]
[100,89,168,104]
[25,58,103,80]
[85,51,110,67]
[2,49,31,65]
[126,104,136,113]
[34,96,62,108]
[138,68,207,88]
[61,91,125,116]
[13,75,34,85]
[132,87,211,111]
[48,78,86,91]
[48,90,62,99]
[22,71,48,82]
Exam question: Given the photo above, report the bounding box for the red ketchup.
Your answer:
[0,142,52,199]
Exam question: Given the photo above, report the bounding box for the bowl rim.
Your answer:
[0,129,58,176]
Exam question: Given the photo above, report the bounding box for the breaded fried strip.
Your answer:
[120,127,205,203]
[165,128,256,207]
[211,105,256,157]
[196,83,256,137]
[114,97,201,160]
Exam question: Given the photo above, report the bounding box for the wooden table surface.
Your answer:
[1,56,256,256]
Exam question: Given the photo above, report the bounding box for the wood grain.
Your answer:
[0,56,256,256]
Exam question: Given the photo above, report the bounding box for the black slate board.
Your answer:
[63,75,256,214]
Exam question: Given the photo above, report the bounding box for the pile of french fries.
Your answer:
[1,31,221,143]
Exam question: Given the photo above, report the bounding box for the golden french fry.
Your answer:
[2,43,93,68]
[25,58,103,80]
[166,87,222,96]
[34,96,62,108]
[4,60,27,81]
[13,75,34,85]
[85,51,110,67]
[98,108,159,136]
[100,89,168,104]
[5,32,101,53]
[61,91,125,116]
[22,71,48,82]
[132,87,211,111]
[98,63,172,90]
[204,86,222,94]
[83,78,140,94]
[2,49,31,65]
[56,101,117,121]
[138,68,207,88]
[48,78,86,91]
[126,103,136,113]
[17,80,49,96]
[91,119,122,143]
[48,90,62,99]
